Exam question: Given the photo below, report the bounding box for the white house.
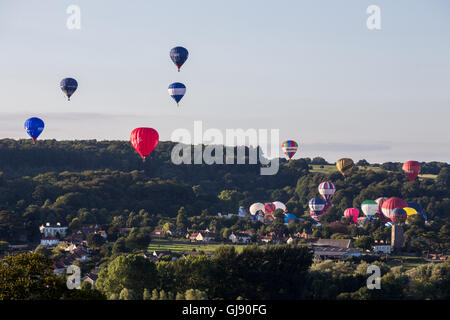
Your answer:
[40,235,60,247]
[229,232,252,244]
[373,245,391,254]
[40,222,68,238]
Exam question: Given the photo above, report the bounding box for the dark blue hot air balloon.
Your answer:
[170,46,189,72]
[24,117,45,143]
[60,78,78,101]
[168,82,186,106]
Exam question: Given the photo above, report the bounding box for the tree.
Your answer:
[176,206,188,232]
[87,233,106,249]
[354,236,374,251]
[95,254,157,299]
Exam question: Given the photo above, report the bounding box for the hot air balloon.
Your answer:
[284,213,297,224]
[272,201,287,212]
[402,161,421,181]
[24,117,45,143]
[361,200,378,219]
[130,127,159,161]
[390,208,407,224]
[375,197,390,222]
[264,203,276,215]
[344,208,359,223]
[310,210,321,223]
[318,182,336,201]
[265,214,275,223]
[170,46,189,72]
[282,140,298,160]
[60,78,78,101]
[168,82,186,106]
[336,158,354,176]
[309,198,326,216]
[381,197,408,221]
[356,217,368,227]
[249,203,265,215]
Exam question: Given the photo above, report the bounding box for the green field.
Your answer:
[309,165,384,174]
[147,239,247,254]
[386,255,434,270]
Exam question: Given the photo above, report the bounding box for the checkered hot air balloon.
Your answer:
[282,140,298,160]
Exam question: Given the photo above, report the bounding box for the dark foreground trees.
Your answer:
[0,252,105,300]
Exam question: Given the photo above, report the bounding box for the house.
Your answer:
[188,230,216,242]
[40,222,68,238]
[229,232,252,244]
[81,272,99,287]
[373,240,391,254]
[40,235,60,247]
[260,234,273,243]
[313,246,361,260]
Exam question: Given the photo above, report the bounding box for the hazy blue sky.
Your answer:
[1,0,449,163]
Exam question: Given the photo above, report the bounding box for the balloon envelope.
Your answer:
[375,197,390,222]
[272,201,287,212]
[249,203,265,215]
[60,78,78,100]
[336,158,354,176]
[309,198,326,215]
[168,82,186,105]
[361,200,378,218]
[381,197,408,221]
[284,213,297,224]
[344,208,359,223]
[130,127,159,161]
[318,182,336,201]
[402,161,421,181]
[24,117,45,141]
[170,46,189,71]
[264,203,276,215]
[391,208,407,223]
[282,140,298,159]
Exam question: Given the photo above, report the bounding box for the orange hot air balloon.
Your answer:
[402,161,421,181]
[130,127,159,161]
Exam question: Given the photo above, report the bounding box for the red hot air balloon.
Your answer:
[402,161,421,181]
[130,128,159,161]
[264,203,276,215]
[344,208,359,224]
[391,208,407,224]
[381,197,408,221]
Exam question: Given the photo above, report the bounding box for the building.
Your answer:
[391,225,404,251]
[40,222,68,238]
[313,246,361,260]
[189,231,216,242]
[373,239,391,254]
[81,272,99,287]
[40,235,60,247]
[314,239,353,249]
[229,232,252,244]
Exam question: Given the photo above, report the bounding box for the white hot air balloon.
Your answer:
[249,203,265,215]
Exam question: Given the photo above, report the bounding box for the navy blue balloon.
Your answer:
[60,78,78,100]
[407,201,423,213]
[24,117,45,142]
[168,82,186,105]
[170,47,189,72]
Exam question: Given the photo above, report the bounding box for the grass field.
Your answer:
[386,255,434,269]
[147,239,247,254]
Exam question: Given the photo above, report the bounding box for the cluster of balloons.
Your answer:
[168,46,189,106]
[308,181,336,224]
[249,201,297,224]
[23,48,192,162]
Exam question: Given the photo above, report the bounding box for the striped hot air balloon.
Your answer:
[264,203,276,215]
[282,140,298,159]
[381,197,408,221]
[361,200,378,219]
[318,182,336,201]
[168,82,186,106]
[309,198,326,216]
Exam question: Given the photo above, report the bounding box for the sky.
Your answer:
[0,0,449,163]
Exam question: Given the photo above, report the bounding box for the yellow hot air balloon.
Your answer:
[336,158,354,176]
